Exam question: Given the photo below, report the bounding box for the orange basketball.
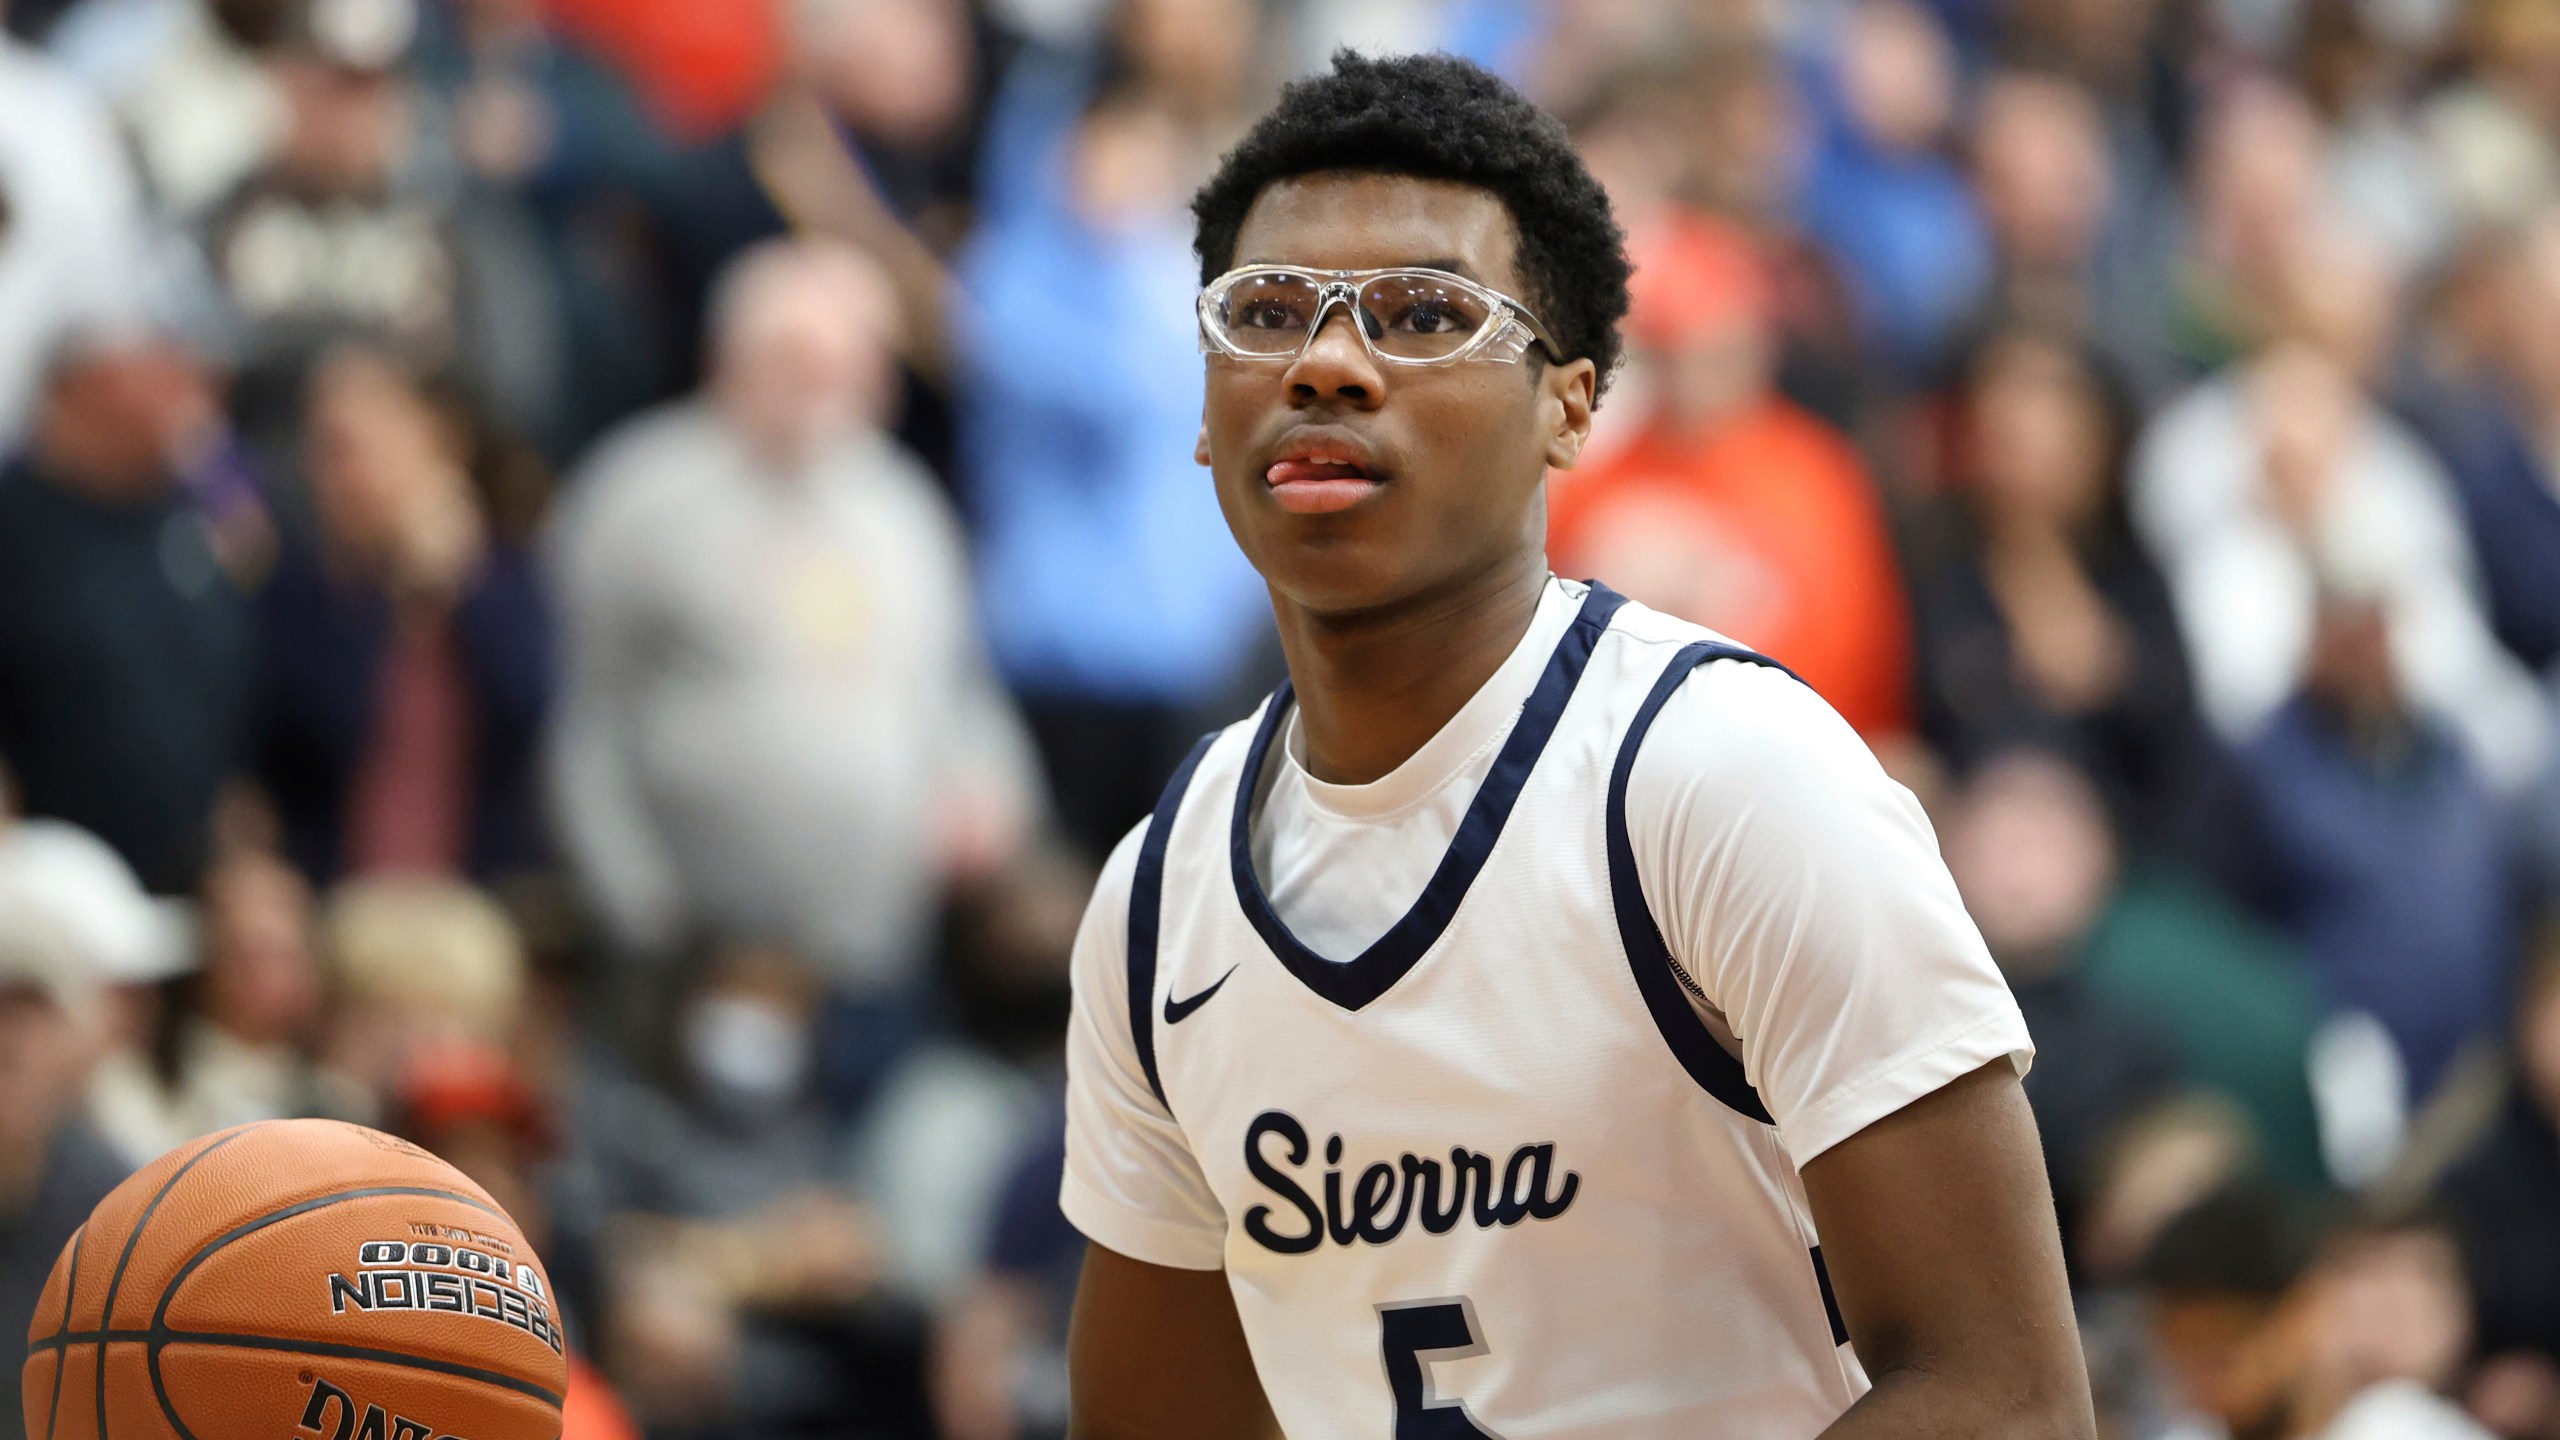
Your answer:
[22,1119,567,1440]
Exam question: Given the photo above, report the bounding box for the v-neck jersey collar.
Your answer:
[1232,579,1627,1011]
[1280,577,1588,822]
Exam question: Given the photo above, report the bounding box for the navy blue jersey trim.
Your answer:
[1232,583,1630,1012]
[1605,639,1805,1124]
[1810,1245,1850,1347]
[1130,733,1219,1109]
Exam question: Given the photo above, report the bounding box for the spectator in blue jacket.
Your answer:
[957,48,1269,859]
[0,333,252,895]
[2220,583,2516,1105]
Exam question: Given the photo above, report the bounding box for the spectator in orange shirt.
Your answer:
[389,1042,641,1440]
[563,1353,641,1440]
[1549,211,1914,739]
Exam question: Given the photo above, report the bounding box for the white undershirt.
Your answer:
[1252,579,1582,962]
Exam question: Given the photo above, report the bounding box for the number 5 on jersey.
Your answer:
[1378,1299,1503,1438]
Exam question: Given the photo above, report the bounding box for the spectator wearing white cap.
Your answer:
[87,847,331,1167]
[0,815,138,1440]
[0,817,245,1177]
[0,818,194,984]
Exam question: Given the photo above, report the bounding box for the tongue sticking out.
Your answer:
[1266,458,1380,515]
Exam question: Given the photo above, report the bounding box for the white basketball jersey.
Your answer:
[1064,582,2028,1439]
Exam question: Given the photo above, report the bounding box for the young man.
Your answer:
[1061,52,2093,1439]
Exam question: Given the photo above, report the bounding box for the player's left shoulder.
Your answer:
[1590,587,1736,653]
[1597,592,1894,808]
[1592,589,1790,688]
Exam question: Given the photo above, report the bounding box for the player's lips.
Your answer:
[1264,433,1385,515]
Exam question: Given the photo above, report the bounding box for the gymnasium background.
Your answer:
[2,0,2558,1435]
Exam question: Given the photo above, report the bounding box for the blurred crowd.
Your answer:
[0,0,2558,1436]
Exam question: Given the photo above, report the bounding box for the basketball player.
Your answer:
[1060,52,2094,1439]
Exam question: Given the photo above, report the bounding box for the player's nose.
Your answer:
[1283,307,1386,409]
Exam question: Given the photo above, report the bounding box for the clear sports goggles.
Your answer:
[1197,265,1567,366]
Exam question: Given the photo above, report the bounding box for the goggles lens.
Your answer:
[1210,270,1508,361]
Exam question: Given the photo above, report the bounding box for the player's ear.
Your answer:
[1541,357,1598,471]
[1195,424,1212,467]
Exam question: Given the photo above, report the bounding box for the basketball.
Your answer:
[20,1119,567,1440]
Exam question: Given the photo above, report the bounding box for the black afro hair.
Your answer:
[1192,50,1632,393]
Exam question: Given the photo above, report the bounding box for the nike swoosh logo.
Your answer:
[1163,966,1240,1026]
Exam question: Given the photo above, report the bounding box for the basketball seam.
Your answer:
[151,1184,507,1330]
[93,1125,263,1440]
[144,1337,198,1440]
[42,1224,86,1440]
[30,1328,563,1407]
[140,1182,536,1440]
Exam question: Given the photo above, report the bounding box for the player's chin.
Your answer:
[1248,530,1429,617]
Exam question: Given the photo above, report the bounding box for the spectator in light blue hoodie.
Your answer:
[1794,0,1991,380]
[957,40,1271,861]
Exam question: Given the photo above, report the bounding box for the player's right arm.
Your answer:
[1057,819,1281,1439]
[1633,662,2089,1436]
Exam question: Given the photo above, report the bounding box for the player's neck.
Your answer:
[1275,555,1549,786]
